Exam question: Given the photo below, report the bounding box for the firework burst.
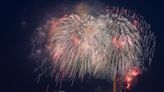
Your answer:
[31,3,155,85]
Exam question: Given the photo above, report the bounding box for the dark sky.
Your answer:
[1,0,164,92]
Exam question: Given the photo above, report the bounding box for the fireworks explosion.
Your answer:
[31,2,155,91]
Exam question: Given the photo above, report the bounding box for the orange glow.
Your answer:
[125,75,133,82]
[130,67,140,76]
[112,36,126,49]
[50,20,58,29]
[131,70,140,76]
[51,45,64,61]
[126,82,132,89]
[112,36,122,49]
[124,67,140,89]
[71,34,81,45]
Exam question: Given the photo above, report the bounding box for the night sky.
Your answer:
[1,0,164,92]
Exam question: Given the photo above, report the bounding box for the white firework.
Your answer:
[31,4,155,83]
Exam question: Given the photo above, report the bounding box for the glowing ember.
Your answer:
[124,67,140,89]
[130,67,140,76]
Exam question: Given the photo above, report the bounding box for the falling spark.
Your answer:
[31,3,156,86]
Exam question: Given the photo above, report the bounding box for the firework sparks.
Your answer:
[31,3,156,87]
[124,67,140,89]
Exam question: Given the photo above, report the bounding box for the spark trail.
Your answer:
[31,3,156,87]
